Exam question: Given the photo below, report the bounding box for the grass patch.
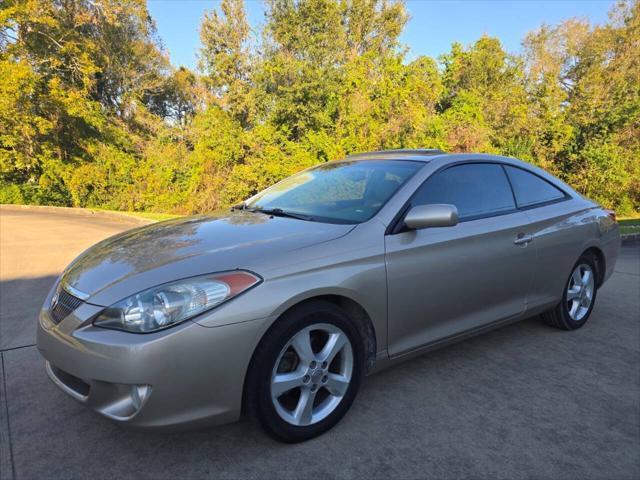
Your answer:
[120,211,183,221]
[92,209,183,222]
[619,217,640,235]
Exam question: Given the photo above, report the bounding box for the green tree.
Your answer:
[0,0,177,206]
[199,0,254,126]
[1,0,638,215]
[523,1,639,212]
[439,37,531,156]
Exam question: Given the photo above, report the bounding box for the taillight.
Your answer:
[605,209,617,223]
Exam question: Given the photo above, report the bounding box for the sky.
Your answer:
[147,0,615,70]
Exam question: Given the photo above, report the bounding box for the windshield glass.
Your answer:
[245,160,422,224]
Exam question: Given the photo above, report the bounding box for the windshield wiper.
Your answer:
[232,203,314,221]
[251,207,314,222]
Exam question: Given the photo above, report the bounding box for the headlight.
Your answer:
[93,271,261,333]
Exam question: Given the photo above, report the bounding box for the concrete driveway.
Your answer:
[1,206,639,480]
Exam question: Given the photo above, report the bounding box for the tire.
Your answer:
[245,300,364,443]
[542,253,598,330]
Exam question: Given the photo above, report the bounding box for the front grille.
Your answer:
[50,286,84,324]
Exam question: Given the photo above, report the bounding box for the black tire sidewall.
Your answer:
[248,301,364,443]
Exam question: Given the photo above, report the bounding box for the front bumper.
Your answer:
[37,298,270,430]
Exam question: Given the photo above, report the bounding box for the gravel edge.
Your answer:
[0,204,155,226]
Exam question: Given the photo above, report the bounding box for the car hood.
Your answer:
[61,211,354,306]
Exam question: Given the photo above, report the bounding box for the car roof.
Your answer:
[345,150,525,165]
[346,149,446,162]
[343,149,580,199]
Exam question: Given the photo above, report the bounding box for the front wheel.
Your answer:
[542,253,598,330]
[245,301,364,442]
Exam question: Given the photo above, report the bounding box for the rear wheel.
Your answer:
[245,301,364,442]
[542,254,598,330]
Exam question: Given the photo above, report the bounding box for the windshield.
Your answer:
[244,160,422,224]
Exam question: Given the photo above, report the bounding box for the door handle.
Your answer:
[514,233,534,245]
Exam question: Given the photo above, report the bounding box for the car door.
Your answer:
[385,162,536,357]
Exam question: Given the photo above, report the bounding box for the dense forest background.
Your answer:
[1,0,638,214]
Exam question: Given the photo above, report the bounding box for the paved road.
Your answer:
[1,207,638,480]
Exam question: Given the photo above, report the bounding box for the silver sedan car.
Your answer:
[37,150,620,442]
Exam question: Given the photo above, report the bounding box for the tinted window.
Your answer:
[246,160,421,224]
[412,163,516,220]
[505,166,565,208]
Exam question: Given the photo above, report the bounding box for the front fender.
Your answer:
[194,221,389,351]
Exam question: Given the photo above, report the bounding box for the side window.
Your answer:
[504,166,565,208]
[411,163,516,220]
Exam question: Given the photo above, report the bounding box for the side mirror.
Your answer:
[404,204,459,230]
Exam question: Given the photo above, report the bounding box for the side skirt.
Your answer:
[368,311,532,375]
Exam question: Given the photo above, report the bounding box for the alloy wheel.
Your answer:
[566,263,595,321]
[270,323,353,426]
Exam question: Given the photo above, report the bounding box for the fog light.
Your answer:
[90,382,152,421]
[131,384,150,410]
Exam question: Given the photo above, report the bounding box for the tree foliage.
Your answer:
[1,0,638,214]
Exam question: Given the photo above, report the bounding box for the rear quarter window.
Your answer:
[504,166,566,208]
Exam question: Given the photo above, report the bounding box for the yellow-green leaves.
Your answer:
[0,0,638,215]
